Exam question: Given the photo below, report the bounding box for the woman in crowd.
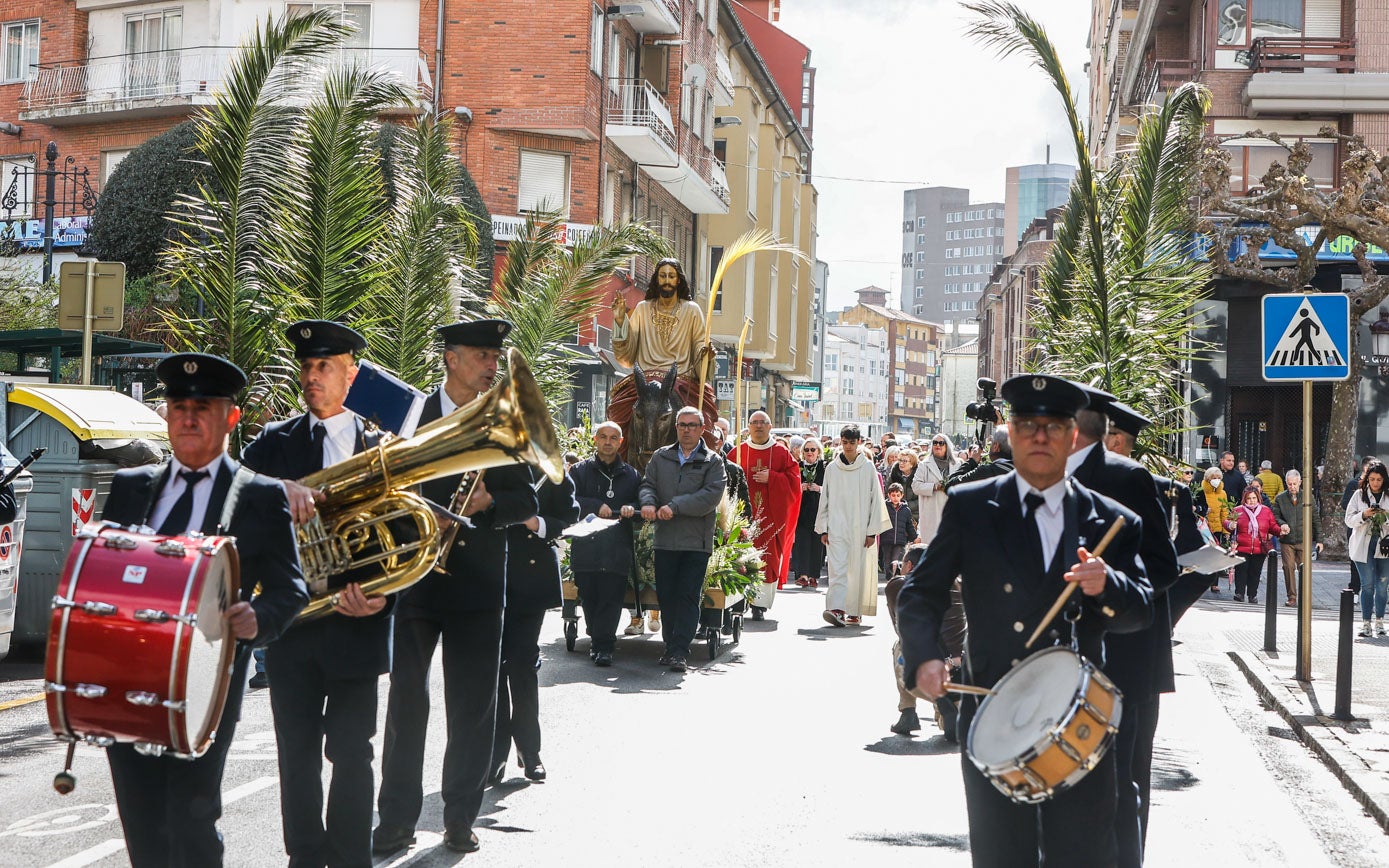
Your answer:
[887,448,919,523]
[1201,465,1233,594]
[1232,483,1281,604]
[1346,460,1389,638]
[792,437,828,587]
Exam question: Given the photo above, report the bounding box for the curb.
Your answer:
[1228,650,1389,834]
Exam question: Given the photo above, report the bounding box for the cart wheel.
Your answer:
[731,615,742,645]
[564,619,578,652]
[707,628,721,660]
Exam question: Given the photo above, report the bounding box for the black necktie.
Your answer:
[1024,491,1046,571]
[158,469,210,536]
[311,423,327,472]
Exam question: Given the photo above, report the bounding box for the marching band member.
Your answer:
[103,353,307,867]
[239,320,391,868]
[898,374,1151,867]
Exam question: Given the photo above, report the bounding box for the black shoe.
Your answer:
[521,754,546,781]
[372,824,416,855]
[890,708,920,735]
[443,826,480,853]
[669,657,687,672]
[934,698,959,743]
[1248,597,1258,606]
[488,759,506,786]
[750,606,765,621]
[657,654,674,666]
[589,648,598,661]
[1233,595,1244,603]
[248,672,269,690]
[594,651,613,667]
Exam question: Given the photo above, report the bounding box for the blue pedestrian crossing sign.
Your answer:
[1261,292,1351,382]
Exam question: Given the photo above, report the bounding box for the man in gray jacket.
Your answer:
[640,405,727,672]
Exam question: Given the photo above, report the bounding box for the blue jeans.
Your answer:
[1360,552,1388,621]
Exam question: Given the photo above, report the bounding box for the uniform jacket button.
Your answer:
[1013,621,1024,632]
[1003,583,1013,593]
[529,559,536,565]
[1102,606,1116,617]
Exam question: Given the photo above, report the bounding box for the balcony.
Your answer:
[619,0,682,35]
[605,79,678,165]
[646,151,730,215]
[1134,58,1197,105]
[1248,36,1355,73]
[20,46,432,126]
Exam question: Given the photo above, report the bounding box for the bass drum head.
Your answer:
[183,543,239,750]
[969,647,1083,766]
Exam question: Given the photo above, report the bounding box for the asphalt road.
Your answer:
[1,583,1387,867]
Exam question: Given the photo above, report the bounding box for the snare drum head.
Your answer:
[183,542,238,746]
[969,648,1084,765]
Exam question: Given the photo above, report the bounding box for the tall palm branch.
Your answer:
[490,214,669,420]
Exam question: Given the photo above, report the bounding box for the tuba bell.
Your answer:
[290,348,564,622]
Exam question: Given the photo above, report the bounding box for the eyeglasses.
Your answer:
[932,441,948,446]
[675,421,702,429]
[1012,418,1074,439]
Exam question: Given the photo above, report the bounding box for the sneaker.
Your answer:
[657,654,674,666]
[624,617,644,636]
[1361,621,1373,638]
[668,657,687,672]
[1248,597,1258,606]
[844,615,861,625]
[1378,620,1386,637]
[648,612,661,633]
[823,609,846,627]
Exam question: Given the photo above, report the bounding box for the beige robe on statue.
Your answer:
[611,298,711,380]
[815,452,892,617]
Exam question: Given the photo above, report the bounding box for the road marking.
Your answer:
[224,775,276,803]
[0,692,45,711]
[44,839,124,868]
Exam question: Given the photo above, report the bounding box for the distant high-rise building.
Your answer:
[901,187,1005,328]
[1003,163,1075,255]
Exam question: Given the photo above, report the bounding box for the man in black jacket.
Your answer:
[374,320,538,857]
[943,424,1012,492]
[570,422,642,666]
[1068,385,1179,868]
[493,468,578,783]
[103,353,308,867]
[240,320,391,868]
[898,374,1151,867]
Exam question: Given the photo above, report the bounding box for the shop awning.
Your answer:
[8,383,168,442]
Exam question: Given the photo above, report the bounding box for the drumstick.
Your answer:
[1024,515,1126,649]
[945,683,995,697]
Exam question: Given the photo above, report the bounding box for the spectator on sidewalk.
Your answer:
[1201,466,1234,594]
[1256,460,1285,500]
[1233,484,1281,604]
[1237,459,1255,487]
[1273,469,1321,608]
[1219,451,1246,498]
[1343,456,1379,595]
[1345,459,1389,638]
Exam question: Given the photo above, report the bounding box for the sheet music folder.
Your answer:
[344,359,427,438]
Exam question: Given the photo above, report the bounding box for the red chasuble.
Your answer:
[732,438,803,587]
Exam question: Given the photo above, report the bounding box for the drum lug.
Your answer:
[102,534,141,551]
[73,683,107,699]
[82,734,115,747]
[44,680,66,694]
[155,540,187,557]
[133,741,165,757]
[162,700,187,713]
[125,691,160,707]
[1053,735,1084,765]
[133,609,196,627]
[82,601,118,616]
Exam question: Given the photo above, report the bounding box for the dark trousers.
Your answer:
[378,609,503,833]
[791,522,825,578]
[961,745,1119,867]
[495,608,546,764]
[107,650,249,868]
[573,570,627,653]
[1234,552,1267,598]
[653,549,710,657]
[1113,695,1160,868]
[265,644,378,868]
[879,542,906,578]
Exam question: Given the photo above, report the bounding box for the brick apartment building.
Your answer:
[1091,0,1389,467]
[976,207,1060,385]
[837,285,942,438]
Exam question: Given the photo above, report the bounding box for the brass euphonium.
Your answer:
[291,349,564,622]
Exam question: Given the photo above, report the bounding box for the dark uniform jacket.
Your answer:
[103,454,308,649]
[1072,444,1180,698]
[897,473,1152,695]
[399,389,538,614]
[504,470,579,612]
[241,412,396,676]
[569,455,642,577]
[943,456,1013,492]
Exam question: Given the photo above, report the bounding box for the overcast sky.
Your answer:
[773,0,1092,312]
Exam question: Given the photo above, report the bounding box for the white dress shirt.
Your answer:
[147,456,223,535]
[1017,477,1069,571]
[310,409,358,467]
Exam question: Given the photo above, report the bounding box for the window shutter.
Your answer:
[518,151,569,216]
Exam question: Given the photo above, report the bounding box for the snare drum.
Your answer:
[44,522,241,759]
[966,646,1122,804]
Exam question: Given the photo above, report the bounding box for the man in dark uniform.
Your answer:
[103,353,308,867]
[492,466,578,783]
[374,319,538,857]
[897,374,1152,867]
[1067,386,1178,868]
[239,320,391,868]
[569,421,642,666]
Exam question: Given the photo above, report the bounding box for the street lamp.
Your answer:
[1372,307,1389,358]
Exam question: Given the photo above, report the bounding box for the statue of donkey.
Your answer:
[626,364,681,473]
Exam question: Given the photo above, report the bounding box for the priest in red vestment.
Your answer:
[731,410,802,619]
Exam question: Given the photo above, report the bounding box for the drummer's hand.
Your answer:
[523,515,541,533]
[912,659,948,701]
[641,505,657,521]
[462,480,493,517]
[225,601,258,640]
[283,480,324,525]
[657,505,675,521]
[1065,547,1109,596]
[334,583,386,617]
[598,504,614,519]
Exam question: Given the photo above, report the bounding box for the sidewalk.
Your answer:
[1214,557,1389,833]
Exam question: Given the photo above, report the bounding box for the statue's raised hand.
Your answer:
[612,291,629,326]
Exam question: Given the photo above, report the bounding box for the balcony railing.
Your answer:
[1135,58,1198,104]
[1248,36,1355,73]
[605,78,676,152]
[22,46,431,112]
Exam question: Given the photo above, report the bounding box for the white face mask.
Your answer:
[1211,479,1221,489]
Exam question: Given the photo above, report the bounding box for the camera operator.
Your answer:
[944,424,1012,493]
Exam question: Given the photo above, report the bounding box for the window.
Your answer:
[287,4,368,47]
[0,154,34,217]
[825,354,837,372]
[3,20,38,82]
[917,216,927,228]
[916,233,925,244]
[709,245,724,312]
[102,149,132,184]
[915,268,924,279]
[589,4,604,75]
[746,137,759,215]
[1222,136,1335,193]
[1217,0,1303,46]
[518,150,570,217]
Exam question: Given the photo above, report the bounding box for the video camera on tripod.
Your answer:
[964,377,1004,445]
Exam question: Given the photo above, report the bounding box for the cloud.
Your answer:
[774,0,1091,311]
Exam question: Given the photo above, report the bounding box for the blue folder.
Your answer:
[345,360,427,438]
